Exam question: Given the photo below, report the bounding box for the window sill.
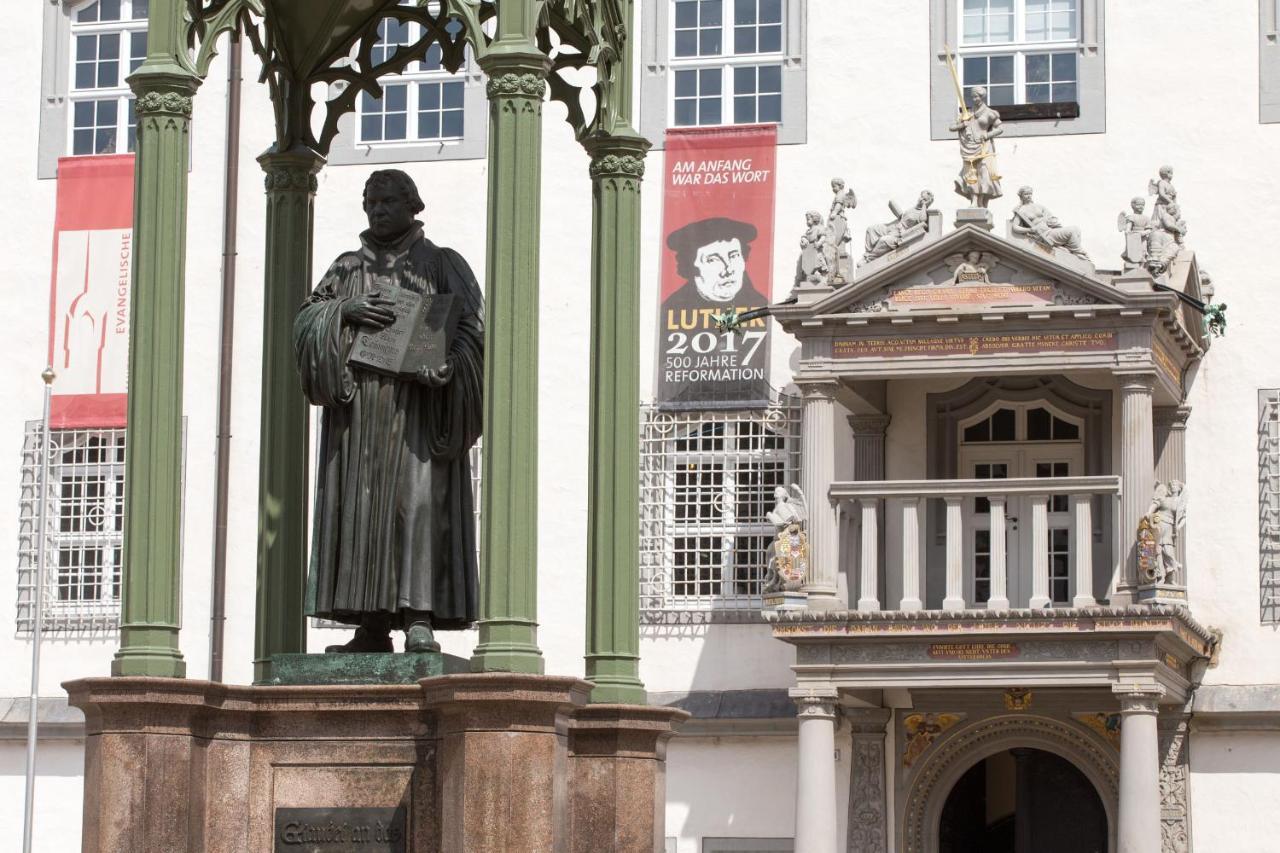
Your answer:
[997,100,1081,121]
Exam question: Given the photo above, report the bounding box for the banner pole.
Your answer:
[22,366,55,853]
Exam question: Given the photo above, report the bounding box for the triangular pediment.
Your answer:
[787,226,1135,319]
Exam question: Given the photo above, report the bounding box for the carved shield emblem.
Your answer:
[1136,517,1159,581]
[775,524,809,586]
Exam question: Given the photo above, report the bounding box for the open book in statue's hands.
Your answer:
[347,283,462,380]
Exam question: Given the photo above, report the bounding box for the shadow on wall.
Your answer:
[1190,731,1280,774]
[643,620,797,693]
[0,739,87,778]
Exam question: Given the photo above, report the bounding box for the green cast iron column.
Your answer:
[252,147,323,684]
[470,8,551,674]
[582,134,650,704]
[111,0,200,678]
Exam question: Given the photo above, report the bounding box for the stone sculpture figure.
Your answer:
[1117,196,1152,270]
[796,210,829,286]
[950,250,991,285]
[294,169,484,654]
[1149,165,1177,219]
[1140,481,1186,585]
[1010,186,1090,260]
[1145,202,1187,277]
[863,190,936,264]
[762,485,809,593]
[949,86,1003,208]
[825,197,855,285]
[829,177,857,219]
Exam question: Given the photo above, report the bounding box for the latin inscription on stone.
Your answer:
[275,807,406,853]
[890,283,1055,307]
[832,330,1116,359]
[928,642,1020,660]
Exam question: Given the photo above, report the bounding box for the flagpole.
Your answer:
[22,366,55,853]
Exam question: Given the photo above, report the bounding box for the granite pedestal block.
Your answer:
[65,673,687,853]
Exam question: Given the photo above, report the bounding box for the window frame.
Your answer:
[66,0,148,158]
[640,402,802,624]
[929,0,1105,139]
[1263,0,1280,123]
[326,11,487,166]
[638,0,808,147]
[16,423,128,635]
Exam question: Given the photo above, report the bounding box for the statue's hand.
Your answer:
[341,293,396,329]
[417,360,453,387]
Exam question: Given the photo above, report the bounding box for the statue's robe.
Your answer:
[294,224,483,629]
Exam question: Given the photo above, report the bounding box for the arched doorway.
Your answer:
[938,747,1107,853]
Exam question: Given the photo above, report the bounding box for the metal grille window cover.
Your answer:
[16,422,126,635]
[640,400,801,622]
[1260,390,1280,623]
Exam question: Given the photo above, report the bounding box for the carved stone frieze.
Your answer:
[848,735,888,853]
[1158,713,1192,853]
[588,153,646,181]
[135,91,194,117]
[486,72,548,99]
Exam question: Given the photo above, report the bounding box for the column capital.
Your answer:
[790,687,840,721]
[841,706,891,734]
[584,132,651,180]
[258,147,324,193]
[797,378,841,400]
[479,51,551,100]
[1153,404,1192,430]
[847,413,890,437]
[1116,371,1157,393]
[1113,683,1165,714]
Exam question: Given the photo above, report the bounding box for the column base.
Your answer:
[470,618,545,674]
[585,653,647,705]
[1028,595,1051,609]
[110,627,185,678]
[803,588,843,611]
[942,596,966,611]
[856,597,881,613]
[900,597,923,612]
[1072,593,1099,609]
[986,596,1011,610]
[67,673,686,853]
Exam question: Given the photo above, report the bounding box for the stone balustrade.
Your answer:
[829,475,1122,612]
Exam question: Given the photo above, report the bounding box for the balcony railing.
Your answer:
[829,476,1122,612]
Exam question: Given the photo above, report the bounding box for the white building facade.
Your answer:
[2,1,1279,851]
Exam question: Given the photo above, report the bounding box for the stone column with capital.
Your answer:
[252,147,324,683]
[845,708,891,853]
[800,382,841,609]
[1115,374,1156,606]
[791,688,840,853]
[1114,684,1165,853]
[112,0,201,678]
[581,133,650,702]
[471,20,552,674]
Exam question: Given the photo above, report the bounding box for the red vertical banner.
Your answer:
[47,154,135,427]
[656,126,777,407]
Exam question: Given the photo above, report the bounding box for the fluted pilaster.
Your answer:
[1116,373,1156,606]
[800,381,840,609]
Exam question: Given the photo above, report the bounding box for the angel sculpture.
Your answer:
[762,485,810,594]
[1139,480,1186,585]
[948,249,992,285]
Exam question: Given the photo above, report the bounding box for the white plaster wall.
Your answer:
[665,734,853,852]
[1190,732,1280,853]
[1,0,1280,847]
[0,740,86,853]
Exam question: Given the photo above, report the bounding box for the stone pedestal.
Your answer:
[66,674,686,853]
[954,207,994,231]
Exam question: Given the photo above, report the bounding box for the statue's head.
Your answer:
[806,210,822,226]
[918,190,935,207]
[964,250,982,264]
[1167,203,1181,217]
[363,169,425,240]
[1159,165,1174,180]
[1131,196,1146,213]
[969,85,988,106]
[1018,186,1034,203]
[774,485,789,503]
[831,177,845,194]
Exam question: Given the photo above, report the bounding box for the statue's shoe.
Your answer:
[404,621,441,654]
[324,626,394,654]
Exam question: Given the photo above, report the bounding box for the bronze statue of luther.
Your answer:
[294,169,484,654]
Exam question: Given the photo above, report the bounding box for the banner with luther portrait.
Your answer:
[656,125,777,407]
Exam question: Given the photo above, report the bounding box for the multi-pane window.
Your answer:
[670,0,784,127]
[69,0,147,156]
[16,424,126,634]
[957,0,1078,108]
[1259,390,1280,623]
[640,403,801,620]
[358,14,466,145]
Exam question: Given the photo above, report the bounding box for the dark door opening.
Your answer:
[938,747,1107,853]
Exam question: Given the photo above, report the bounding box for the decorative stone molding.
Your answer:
[1153,405,1192,430]
[847,414,891,436]
[1113,683,1166,714]
[134,91,194,117]
[902,714,1119,853]
[486,72,548,99]
[262,168,319,193]
[1158,713,1191,853]
[845,708,890,853]
[588,153,646,181]
[793,693,839,722]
